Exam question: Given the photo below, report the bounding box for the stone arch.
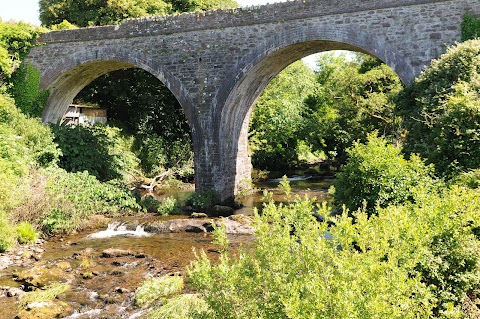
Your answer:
[38,47,206,190]
[216,26,409,199]
[39,48,197,130]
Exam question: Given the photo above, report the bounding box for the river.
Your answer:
[0,176,332,318]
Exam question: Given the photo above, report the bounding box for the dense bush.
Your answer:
[39,167,141,233]
[453,168,480,189]
[333,133,436,215]
[0,211,15,252]
[9,63,49,117]
[16,221,38,244]
[0,21,44,88]
[135,275,184,307]
[398,39,480,178]
[0,93,59,212]
[52,124,139,182]
[187,183,480,318]
[185,190,218,210]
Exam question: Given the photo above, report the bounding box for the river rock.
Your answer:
[7,287,25,298]
[145,219,214,233]
[190,212,208,218]
[220,216,254,235]
[16,263,74,289]
[15,300,72,319]
[143,216,253,234]
[101,249,135,258]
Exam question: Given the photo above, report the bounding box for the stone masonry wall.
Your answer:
[28,0,480,201]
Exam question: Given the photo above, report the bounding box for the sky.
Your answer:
[0,0,286,25]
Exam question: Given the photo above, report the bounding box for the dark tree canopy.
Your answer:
[39,0,238,27]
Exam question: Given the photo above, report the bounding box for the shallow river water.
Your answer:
[0,176,332,318]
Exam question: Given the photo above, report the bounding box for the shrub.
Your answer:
[185,190,217,210]
[188,193,433,318]
[158,197,178,215]
[135,275,184,307]
[139,195,162,214]
[9,63,49,117]
[40,167,141,234]
[398,39,480,178]
[16,221,38,244]
[52,124,139,182]
[334,133,436,215]
[188,184,480,318]
[453,168,480,189]
[0,211,15,252]
[148,294,209,319]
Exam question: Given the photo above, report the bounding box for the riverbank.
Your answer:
[0,212,256,319]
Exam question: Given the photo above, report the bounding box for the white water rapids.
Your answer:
[87,222,151,239]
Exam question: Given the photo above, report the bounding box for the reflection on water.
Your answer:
[154,176,333,216]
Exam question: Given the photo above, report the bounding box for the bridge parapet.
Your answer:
[29,0,480,202]
[39,0,460,43]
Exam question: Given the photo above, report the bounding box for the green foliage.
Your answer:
[77,69,193,179]
[135,275,184,307]
[49,20,78,30]
[188,184,480,318]
[0,93,59,211]
[52,124,139,182]
[0,211,15,252]
[249,61,317,170]
[139,195,177,215]
[39,0,172,27]
[398,39,480,179]
[305,53,403,164]
[40,167,140,233]
[16,221,38,244]
[185,190,217,210]
[158,197,178,215]
[168,0,238,13]
[135,133,193,178]
[461,13,480,41]
[139,195,162,214]
[411,186,480,316]
[9,63,49,117]
[0,21,45,87]
[41,208,72,234]
[39,0,238,27]
[453,169,480,189]
[148,294,209,319]
[334,133,436,215]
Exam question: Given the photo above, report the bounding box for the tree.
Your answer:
[39,0,172,27]
[304,53,403,165]
[249,61,317,170]
[0,21,44,88]
[333,133,436,215]
[169,0,238,12]
[397,39,480,178]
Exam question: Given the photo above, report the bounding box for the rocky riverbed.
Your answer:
[0,215,254,319]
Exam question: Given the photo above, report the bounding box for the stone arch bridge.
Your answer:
[28,0,479,202]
